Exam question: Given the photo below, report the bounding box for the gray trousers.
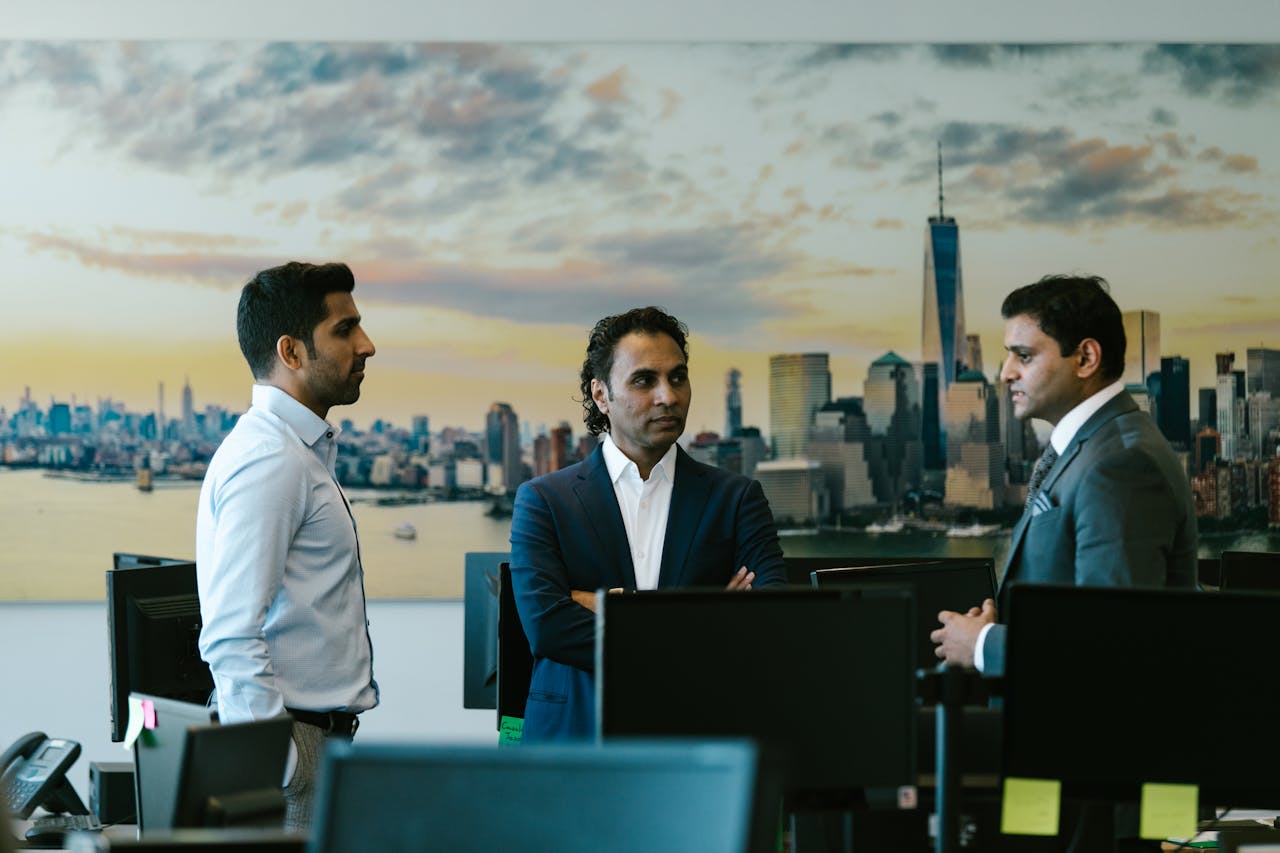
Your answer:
[282,720,333,833]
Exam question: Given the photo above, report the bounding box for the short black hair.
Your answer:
[236,261,356,379]
[1001,274,1126,383]
[579,306,689,436]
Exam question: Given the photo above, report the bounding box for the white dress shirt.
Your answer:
[974,380,1126,672]
[601,434,678,591]
[196,384,379,723]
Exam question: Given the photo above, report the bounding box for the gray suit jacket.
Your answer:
[982,390,1197,675]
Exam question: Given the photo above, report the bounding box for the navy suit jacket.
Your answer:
[508,443,786,740]
[982,390,1197,675]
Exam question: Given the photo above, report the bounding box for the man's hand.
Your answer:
[930,599,997,668]
[725,566,755,591]
[570,589,598,613]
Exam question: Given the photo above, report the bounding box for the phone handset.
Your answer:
[1,732,90,820]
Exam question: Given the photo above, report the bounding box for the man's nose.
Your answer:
[999,355,1015,384]
[358,329,376,357]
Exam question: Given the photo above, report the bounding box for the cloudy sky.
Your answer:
[2,42,1278,434]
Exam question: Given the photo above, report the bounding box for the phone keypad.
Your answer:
[5,777,41,809]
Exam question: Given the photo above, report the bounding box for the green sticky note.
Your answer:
[1140,782,1198,841]
[498,715,524,745]
[1000,777,1061,836]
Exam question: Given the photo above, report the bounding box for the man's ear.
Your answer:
[276,335,304,371]
[590,378,610,415]
[1076,337,1103,379]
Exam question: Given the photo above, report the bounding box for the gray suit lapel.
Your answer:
[572,448,638,590]
[999,390,1138,593]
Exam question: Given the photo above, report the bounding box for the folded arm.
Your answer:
[508,481,596,672]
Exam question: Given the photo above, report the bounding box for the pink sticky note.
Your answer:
[142,699,157,730]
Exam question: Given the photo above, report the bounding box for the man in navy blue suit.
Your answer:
[509,306,787,741]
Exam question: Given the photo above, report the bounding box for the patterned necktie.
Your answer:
[1024,445,1059,512]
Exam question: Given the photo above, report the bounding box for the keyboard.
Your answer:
[25,812,104,846]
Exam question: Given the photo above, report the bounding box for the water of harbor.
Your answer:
[2,467,1277,600]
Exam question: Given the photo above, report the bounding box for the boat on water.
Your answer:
[946,522,1001,538]
[393,522,417,540]
[865,518,905,534]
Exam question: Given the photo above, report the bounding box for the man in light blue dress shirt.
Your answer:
[196,261,379,831]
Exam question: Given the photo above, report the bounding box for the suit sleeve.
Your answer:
[736,479,787,589]
[508,480,596,672]
[1072,447,1181,589]
[981,623,1008,677]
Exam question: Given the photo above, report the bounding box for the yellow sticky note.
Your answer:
[1000,777,1061,836]
[121,695,145,751]
[1140,782,1198,841]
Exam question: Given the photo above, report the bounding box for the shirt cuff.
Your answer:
[974,621,995,673]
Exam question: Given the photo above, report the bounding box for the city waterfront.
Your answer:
[3,467,1276,600]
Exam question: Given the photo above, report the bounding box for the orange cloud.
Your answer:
[585,67,628,102]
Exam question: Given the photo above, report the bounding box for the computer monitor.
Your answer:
[497,562,534,730]
[107,557,214,742]
[172,717,292,829]
[462,551,509,710]
[809,559,996,671]
[1003,583,1280,806]
[131,694,217,832]
[596,589,916,805]
[308,740,758,853]
[783,555,995,588]
[113,553,193,571]
[1218,550,1280,592]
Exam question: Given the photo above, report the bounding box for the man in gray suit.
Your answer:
[932,274,1197,675]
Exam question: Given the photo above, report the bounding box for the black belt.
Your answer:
[286,708,359,738]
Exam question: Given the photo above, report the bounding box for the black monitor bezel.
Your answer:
[107,555,212,742]
[596,588,917,804]
[1004,582,1280,807]
[809,559,996,672]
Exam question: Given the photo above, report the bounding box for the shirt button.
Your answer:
[326,431,333,439]
[640,501,648,509]
[637,551,645,559]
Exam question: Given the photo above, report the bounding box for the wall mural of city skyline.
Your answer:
[2,42,1278,599]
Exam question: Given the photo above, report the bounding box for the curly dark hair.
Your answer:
[579,306,690,435]
[1002,274,1126,383]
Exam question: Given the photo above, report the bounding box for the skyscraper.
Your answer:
[943,370,1005,509]
[922,145,965,390]
[181,376,196,437]
[863,353,923,503]
[999,381,1037,486]
[1248,348,1280,398]
[1216,371,1246,460]
[768,353,830,458]
[1158,356,1191,449]
[725,368,743,438]
[1199,388,1217,430]
[485,402,522,492]
[918,362,944,472]
[964,334,983,376]
[1121,310,1160,388]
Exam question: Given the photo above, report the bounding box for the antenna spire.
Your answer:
[937,140,945,220]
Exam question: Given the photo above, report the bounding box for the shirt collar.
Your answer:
[601,432,678,485]
[1049,379,1125,454]
[251,384,338,447]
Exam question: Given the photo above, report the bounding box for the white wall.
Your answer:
[4,0,1278,41]
[0,600,494,802]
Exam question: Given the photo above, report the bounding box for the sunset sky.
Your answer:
[3,42,1278,435]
